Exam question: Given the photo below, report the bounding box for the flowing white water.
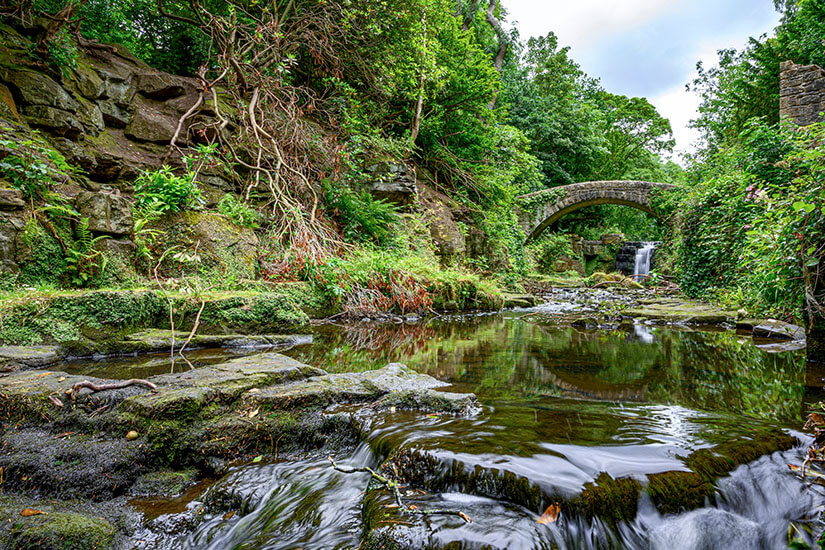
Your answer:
[633,242,656,281]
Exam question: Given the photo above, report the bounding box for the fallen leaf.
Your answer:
[408,505,417,510]
[458,512,472,523]
[35,372,52,379]
[252,455,263,463]
[248,409,259,419]
[222,510,235,520]
[58,376,65,382]
[20,509,44,517]
[537,503,560,524]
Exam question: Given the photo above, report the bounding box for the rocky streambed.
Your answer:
[0,288,821,549]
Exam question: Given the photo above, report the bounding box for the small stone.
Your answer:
[126,430,139,441]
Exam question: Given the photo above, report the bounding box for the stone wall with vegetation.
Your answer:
[780,60,825,126]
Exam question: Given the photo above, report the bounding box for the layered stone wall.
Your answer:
[779,61,825,126]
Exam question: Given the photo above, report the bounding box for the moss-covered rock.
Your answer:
[568,473,642,524]
[647,471,714,515]
[623,298,737,325]
[153,211,259,283]
[0,286,331,351]
[5,512,116,550]
[129,469,199,497]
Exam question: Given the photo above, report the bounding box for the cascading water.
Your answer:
[633,242,656,281]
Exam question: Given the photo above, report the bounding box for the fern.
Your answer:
[64,218,109,287]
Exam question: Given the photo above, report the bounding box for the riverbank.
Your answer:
[0,279,810,373]
[0,292,818,549]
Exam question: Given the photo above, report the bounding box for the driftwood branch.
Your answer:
[70,379,157,400]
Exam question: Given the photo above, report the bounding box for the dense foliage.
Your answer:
[661,0,824,325]
[5,0,820,327]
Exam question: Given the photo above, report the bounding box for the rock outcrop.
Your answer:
[0,24,216,187]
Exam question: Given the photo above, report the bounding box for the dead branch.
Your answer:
[328,456,471,523]
[70,379,157,400]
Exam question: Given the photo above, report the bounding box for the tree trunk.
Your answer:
[410,78,424,143]
[485,0,508,109]
[460,0,479,30]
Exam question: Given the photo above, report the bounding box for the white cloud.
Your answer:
[503,0,780,154]
[650,86,701,161]
[505,0,687,51]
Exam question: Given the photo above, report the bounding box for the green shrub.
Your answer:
[0,137,73,200]
[217,194,260,228]
[529,233,574,274]
[134,166,203,215]
[674,118,825,321]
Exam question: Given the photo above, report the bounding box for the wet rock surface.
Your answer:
[0,352,479,547]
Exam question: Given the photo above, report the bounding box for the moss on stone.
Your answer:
[646,471,714,515]
[568,472,642,524]
[130,469,198,497]
[17,220,67,287]
[0,290,167,347]
[684,429,797,481]
[6,512,116,550]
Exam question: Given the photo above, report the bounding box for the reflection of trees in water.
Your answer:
[654,331,806,424]
[287,323,436,373]
[291,318,806,423]
[339,323,436,356]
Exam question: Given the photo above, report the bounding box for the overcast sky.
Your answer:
[504,0,780,157]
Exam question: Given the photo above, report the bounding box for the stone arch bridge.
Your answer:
[516,181,678,242]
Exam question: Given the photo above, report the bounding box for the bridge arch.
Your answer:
[516,180,678,243]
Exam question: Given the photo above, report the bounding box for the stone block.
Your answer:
[0,188,24,210]
[4,70,79,112]
[0,83,21,122]
[124,96,178,144]
[22,105,84,139]
[363,161,418,209]
[135,73,190,100]
[76,191,134,236]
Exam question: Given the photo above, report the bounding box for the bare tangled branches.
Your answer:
[157,0,367,259]
[328,456,471,523]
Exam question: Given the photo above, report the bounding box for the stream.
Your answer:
[65,296,825,549]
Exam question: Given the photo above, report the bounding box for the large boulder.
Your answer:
[0,210,25,273]
[154,211,259,280]
[4,69,79,113]
[75,191,134,236]
[419,184,465,261]
[0,187,24,210]
[124,95,180,144]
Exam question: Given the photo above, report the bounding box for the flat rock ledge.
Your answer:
[624,297,739,325]
[0,353,476,549]
[0,330,312,373]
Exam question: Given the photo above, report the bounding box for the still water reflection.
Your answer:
[284,312,815,425]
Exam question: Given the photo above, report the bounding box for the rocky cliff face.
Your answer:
[0,23,221,187]
[0,21,489,280]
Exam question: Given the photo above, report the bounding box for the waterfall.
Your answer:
[633,242,656,281]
